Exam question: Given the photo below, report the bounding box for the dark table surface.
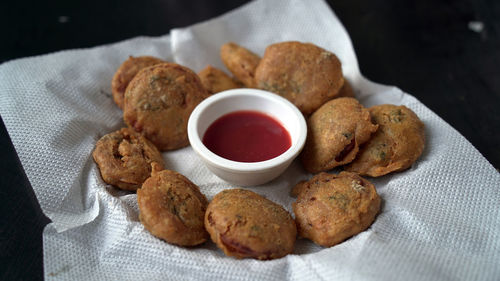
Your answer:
[1,0,499,280]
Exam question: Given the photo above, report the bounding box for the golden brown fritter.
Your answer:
[123,63,209,151]
[205,189,297,260]
[137,163,209,246]
[345,104,425,177]
[292,172,381,247]
[92,127,165,191]
[220,42,261,88]
[254,41,344,115]
[336,79,355,98]
[197,65,241,94]
[301,97,378,173]
[111,56,166,109]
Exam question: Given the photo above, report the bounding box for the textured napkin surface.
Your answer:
[0,0,499,280]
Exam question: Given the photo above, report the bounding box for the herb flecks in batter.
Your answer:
[249,225,261,237]
[379,151,387,160]
[260,81,286,95]
[149,75,174,89]
[342,132,352,139]
[389,108,405,123]
[328,193,350,211]
[374,143,388,161]
[137,98,161,111]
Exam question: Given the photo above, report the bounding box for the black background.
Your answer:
[1,0,499,280]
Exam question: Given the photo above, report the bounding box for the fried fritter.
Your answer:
[345,104,425,176]
[254,41,344,115]
[137,163,209,246]
[197,65,241,94]
[92,127,164,191]
[220,42,261,88]
[123,63,209,151]
[301,97,378,173]
[336,79,355,98]
[205,189,296,260]
[292,172,381,247]
[111,56,166,109]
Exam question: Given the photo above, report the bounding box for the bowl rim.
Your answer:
[187,88,307,173]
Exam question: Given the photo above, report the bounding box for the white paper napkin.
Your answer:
[0,0,498,280]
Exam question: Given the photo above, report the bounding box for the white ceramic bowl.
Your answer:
[187,88,307,186]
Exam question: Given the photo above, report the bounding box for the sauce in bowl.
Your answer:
[202,110,291,162]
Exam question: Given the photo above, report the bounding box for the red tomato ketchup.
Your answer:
[202,110,292,162]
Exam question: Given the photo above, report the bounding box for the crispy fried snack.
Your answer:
[336,79,355,98]
[254,41,344,115]
[137,163,209,246]
[301,97,378,173]
[292,172,381,247]
[220,42,261,88]
[197,65,241,94]
[111,56,166,109]
[345,104,425,176]
[92,127,164,191]
[123,63,209,151]
[205,189,297,260]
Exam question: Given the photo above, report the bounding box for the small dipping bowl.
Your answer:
[187,88,307,186]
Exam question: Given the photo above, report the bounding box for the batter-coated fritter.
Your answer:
[205,189,297,260]
[111,56,166,109]
[92,127,165,191]
[220,42,261,88]
[254,41,344,115]
[345,104,425,177]
[123,63,209,151]
[197,65,241,94]
[336,79,355,98]
[137,163,209,246]
[301,97,378,173]
[292,172,381,247]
